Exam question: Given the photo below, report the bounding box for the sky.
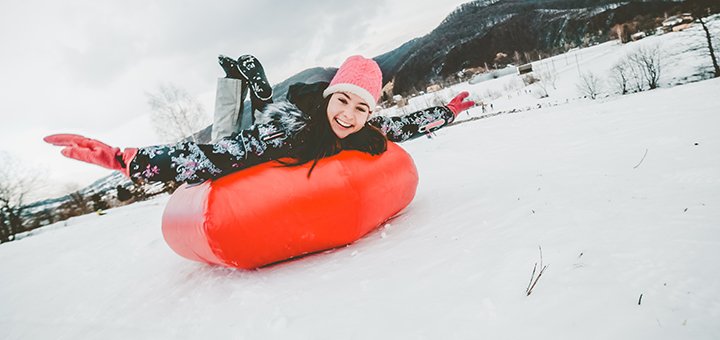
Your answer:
[0,0,471,201]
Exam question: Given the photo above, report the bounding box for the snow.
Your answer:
[2,15,720,340]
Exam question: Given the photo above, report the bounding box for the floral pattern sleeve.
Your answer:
[127,120,293,184]
[367,106,455,143]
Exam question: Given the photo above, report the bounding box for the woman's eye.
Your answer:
[338,98,348,104]
[356,107,367,113]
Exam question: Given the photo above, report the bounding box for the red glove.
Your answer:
[44,134,138,176]
[447,91,475,116]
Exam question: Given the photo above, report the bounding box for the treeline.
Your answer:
[1,177,180,244]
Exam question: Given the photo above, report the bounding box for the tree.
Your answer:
[513,51,524,65]
[533,73,550,98]
[610,60,630,95]
[577,72,603,100]
[628,45,663,90]
[627,56,645,92]
[535,62,558,96]
[612,23,632,44]
[697,16,720,78]
[66,191,91,216]
[90,193,109,212]
[0,153,40,243]
[146,84,209,143]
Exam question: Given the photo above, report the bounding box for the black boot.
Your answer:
[218,54,243,79]
[237,55,273,102]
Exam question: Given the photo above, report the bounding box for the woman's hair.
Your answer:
[279,96,387,177]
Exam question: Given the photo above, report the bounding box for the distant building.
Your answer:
[662,16,683,28]
[391,94,407,107]
[672,23,692,32]
[518,64,533,75]
[469,65,518,84]
[631,32,646,41]
[661,13,694,33]
[426,84,442,93]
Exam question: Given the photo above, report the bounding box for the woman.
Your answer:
[45,55,474,184]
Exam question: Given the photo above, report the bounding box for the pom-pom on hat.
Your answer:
[322,55,382,111]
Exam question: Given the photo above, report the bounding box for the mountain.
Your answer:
[387,0,720,94]
[373,37,423,85]
[187,0,719,143]
[262,0,718,96]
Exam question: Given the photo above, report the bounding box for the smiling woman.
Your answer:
[43,53,474,268]
[45,54,474,182]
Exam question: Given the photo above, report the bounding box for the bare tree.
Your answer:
[533,80,550,99]
[513,51,523,65]
[64,191,92,217]
[627,57,645,92]
[610,60,630,95]
[541,69,558,90]
[577,72,603,100]
[0,153,40,243]
[147,83,209,143]
[697,16,720,78]
[534,68,557,98]
[628,45,663,90]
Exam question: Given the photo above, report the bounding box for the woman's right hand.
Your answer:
[44,134,137,175]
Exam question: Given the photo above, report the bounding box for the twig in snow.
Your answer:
[526,246,549,296]
[633,148,649,169]
[526,263,537,293]
[638,293,643,305]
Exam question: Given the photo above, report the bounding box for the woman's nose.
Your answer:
[339,110,355,122]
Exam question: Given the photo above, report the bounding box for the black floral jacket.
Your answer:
[127,83,454,185]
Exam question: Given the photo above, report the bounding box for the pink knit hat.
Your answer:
[322,55,383,110]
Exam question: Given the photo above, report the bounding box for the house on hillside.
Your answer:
[469,65,518,84]
[662,15,683,28]
[659,13,694,33]
[518,64,533,75]
[426,84,442,93]
[631,32,646,41]
[390,94,407,108]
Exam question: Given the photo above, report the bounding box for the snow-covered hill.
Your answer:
[2,17,720,340]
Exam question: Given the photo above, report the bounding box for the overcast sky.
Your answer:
[0,0,471,201]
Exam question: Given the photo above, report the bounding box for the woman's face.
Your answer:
[326,92,371,139]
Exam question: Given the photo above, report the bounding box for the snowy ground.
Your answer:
[2,16,720,340]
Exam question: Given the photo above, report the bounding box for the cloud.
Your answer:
[0,0,470,199]
[46,1,387,87]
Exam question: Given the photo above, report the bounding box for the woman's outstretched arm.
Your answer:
[46,116,300,185]
[368,91,474,143]
[129,118,297,184]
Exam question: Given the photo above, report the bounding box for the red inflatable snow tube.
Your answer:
[161,142,418,269]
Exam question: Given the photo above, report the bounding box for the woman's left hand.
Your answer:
[447,91,475,116]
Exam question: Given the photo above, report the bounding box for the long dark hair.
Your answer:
[279,95,387,177]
